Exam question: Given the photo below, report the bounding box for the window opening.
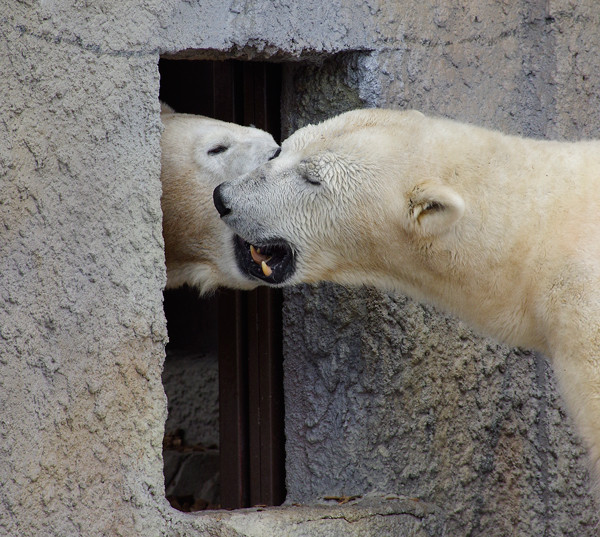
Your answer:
[159,59,285,511]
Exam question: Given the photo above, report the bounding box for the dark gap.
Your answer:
[159,58,285,512]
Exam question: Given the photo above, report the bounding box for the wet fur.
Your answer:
[217,109,600,486]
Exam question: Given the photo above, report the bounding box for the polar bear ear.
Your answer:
[407,183,465,235]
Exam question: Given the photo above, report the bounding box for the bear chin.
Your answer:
[232,235,296,285]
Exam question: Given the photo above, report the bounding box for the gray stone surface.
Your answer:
[1,4,169,536]
[280,4,600,534]
[163,351,219,447]
[170,494,443,537]
[283,287,597,536]
[2,1,600,536]
[164,449,220,505]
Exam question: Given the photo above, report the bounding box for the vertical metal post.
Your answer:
[241,62,286,507]
[216,61,285,509]
[217,290,250,509]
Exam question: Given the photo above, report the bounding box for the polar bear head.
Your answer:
[213,108,466,290]
[160,105,280,292]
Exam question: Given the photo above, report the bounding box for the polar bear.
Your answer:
[213,108,600,483]
[160,103,279,292]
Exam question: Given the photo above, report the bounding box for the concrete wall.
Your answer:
[280,5,600,534]
[1,3,170,536]
[1,1,599,536]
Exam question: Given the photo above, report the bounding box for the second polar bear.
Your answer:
[213,108,600,483]
[160,103,279,292]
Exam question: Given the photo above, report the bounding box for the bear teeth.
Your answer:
[250,244,269,263]
[261,261,273,277]
[250,244,273,276]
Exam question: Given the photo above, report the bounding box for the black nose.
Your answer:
[269,147,281,160]
[213,184,231,218]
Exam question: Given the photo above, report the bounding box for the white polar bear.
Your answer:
[213,108,600,484]
[160,103,280,292]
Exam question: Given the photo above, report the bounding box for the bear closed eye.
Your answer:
[214,107,600,491]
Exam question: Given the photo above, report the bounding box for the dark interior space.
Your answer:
[159,59,285,512]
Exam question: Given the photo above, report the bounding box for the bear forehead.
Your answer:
[284,113,422,156]
[287,130,394,169]
[192,122,260,141]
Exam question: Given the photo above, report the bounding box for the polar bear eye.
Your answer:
[208,145,229,156]
[301,172,321,186]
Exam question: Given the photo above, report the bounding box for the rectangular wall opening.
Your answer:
[159,58,285,512]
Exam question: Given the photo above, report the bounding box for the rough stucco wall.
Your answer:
[159,1,384,59]
[2,1,600,536]
[0,3,171,536]
[371,1,600,139]
[163,351,219,447]
[281,2,600,535]
[283,287,596,535]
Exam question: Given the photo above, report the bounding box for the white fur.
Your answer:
[217,108,600,485]
[160,105,279,292]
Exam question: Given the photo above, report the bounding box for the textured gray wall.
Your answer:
[1,3,170,536]
[280,3,600,535]
[2,1,600,536]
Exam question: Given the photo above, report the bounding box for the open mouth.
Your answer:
[233,235,296,285]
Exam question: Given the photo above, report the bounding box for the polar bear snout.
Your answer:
[213,183,231,218]
[212,180,298,285]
